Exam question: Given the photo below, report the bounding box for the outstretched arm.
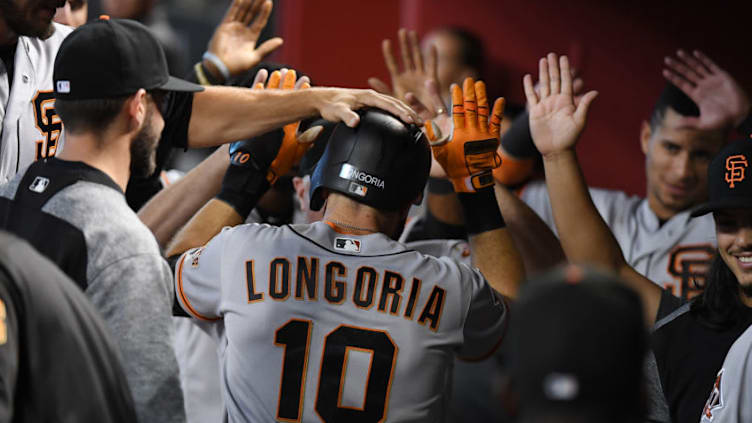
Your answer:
[427,78,524,299]
[527,53,662,324]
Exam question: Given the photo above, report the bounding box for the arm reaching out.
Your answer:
[427,78,524,299]
[526,53,662,324]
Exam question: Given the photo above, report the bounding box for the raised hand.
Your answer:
[663,49,750,130]
[368,28,440,107]
[207,0,284,81]
[426,77,504,192]
[524,53,598,157]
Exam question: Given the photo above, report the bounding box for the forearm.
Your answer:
[494,183,564,274]
[461,188,525,299]
[426,178,464,226]
[542,150,661,322]
[188,86,316,148]
[139,145,230,248]
[166,199,243,257]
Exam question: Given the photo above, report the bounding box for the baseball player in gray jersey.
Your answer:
[700,324,752,423]
[166,76,523,422]
[519,48,752,300]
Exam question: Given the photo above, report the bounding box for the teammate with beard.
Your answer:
[0,18,204,422]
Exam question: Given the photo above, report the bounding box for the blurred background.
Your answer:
[88,0,752,197]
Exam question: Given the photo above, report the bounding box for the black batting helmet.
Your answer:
[309,109,431,211]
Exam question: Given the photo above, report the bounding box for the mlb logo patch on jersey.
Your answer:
[189,247,205,268]
[348,182,367,197]
[701,369,724,422]
[56,80,70,93]
[334,237,361,252]
[28,176,50,193]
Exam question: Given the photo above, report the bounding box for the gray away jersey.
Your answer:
[700,324,752,423]
[521,181,716,299]
[176,221,507,423]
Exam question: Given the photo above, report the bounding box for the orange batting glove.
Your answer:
[425,77,504,193]
[254,69,321,185]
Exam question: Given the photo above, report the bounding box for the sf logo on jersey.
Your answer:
[32,90,62,160]
[666,244,714,300]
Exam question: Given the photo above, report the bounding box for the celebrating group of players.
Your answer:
[0,0,751,422]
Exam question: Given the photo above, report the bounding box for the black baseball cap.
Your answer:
[691,139,752,217]
[53,17,203,100]
[509,265,646,422]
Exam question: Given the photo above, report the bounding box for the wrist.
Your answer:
[541,148,577,163]
[201,59,226,85]
[456,187,505,235]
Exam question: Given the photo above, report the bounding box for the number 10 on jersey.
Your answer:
[274,319,398,422]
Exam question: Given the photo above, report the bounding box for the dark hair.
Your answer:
[648,83,699,132]
[443,27,485,74]
[690,253,747,329]
[55,96,129,134]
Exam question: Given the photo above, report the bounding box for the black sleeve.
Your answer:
[0,274,19,421]
[161,91,195,150]
[166,255,190,318]
[655,289,686,322]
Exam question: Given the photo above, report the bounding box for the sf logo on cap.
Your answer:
[725,154,748,188]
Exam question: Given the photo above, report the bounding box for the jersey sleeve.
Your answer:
[0,278,18,422]
[456,264,509,361]
[174,229,230,321]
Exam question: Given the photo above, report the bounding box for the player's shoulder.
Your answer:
[407,238,472,266]
[21,23,72,50]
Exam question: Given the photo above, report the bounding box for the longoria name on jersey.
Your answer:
[244,256,446,331]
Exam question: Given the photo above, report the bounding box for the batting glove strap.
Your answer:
[457,187,506,235]
[216,149,271,219]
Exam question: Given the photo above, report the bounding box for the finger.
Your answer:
[547,52,560,95]
[251,68,268,89]
[475,80,489,130]
[282,69,296,90]
[538,57,550,98]
[255,37,284,58]
[359,91,418,124]
[463,78,478,129]
[662,69,696,93]
[367,77,392,95]
[297,126,323,144]
[425,79,447,114]
[574,90,598,124]
[382,39,399,77]
[339,107,360,128]
[451,83,465,129]
[267,70,281,89]
[677,49,711,76]
[409,30,424,71]
[523,74,539,106]
[224,0,243,22]
[560,55,573,96]
[398,28,413,71]
[239,0,259,25]
[489,98,505,138]
[425,45,438,82]
[664,56,701,84]
[249,0,272,33]
[295,77,311,90]
[693,50,721,74]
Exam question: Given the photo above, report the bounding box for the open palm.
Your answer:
[525,54,598,157]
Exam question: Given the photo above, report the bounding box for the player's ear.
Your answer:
[292,176,309,212]
[640,121,652,155]
[126,89,148,132]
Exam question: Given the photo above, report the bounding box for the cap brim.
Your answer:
[160,76,204,93]
[690,197,752,217]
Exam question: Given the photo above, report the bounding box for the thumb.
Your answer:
[574,90,598,125]
[367,78,392,95]
[297,126,323,144]
[256,37,284,58]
